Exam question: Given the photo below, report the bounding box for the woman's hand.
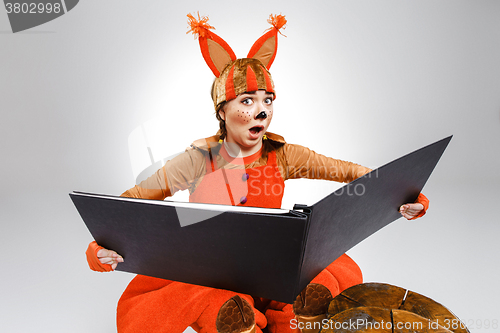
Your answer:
[399,203,424,220]
[86,241,124,272]
[96,248,124,271]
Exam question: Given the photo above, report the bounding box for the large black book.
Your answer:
[70,136,451,303]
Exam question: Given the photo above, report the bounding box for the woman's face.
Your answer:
[219,90,274,156]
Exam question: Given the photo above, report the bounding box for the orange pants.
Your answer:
[117,254,362,333]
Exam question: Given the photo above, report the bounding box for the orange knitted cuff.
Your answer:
[410,193,429,220]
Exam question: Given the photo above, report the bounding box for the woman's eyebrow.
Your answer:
[240,91,273,97]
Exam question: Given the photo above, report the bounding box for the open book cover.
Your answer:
[70,136,451,303]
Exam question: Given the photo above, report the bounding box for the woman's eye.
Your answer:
[265,98,273,104]
[242,98,253,105]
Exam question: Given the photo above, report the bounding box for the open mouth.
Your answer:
[249,126,264,135]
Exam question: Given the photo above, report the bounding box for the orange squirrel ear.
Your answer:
[187,13,237,77]
[247,14,287,69]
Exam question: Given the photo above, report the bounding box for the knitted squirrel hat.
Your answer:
[187,13,287,109]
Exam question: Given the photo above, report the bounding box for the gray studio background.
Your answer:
[1,1,499,332]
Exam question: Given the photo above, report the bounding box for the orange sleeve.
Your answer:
[121,165,172,199]
[121,149,206,199]
[281,143,372,182]
[86,241,113,272]
[86,149,208,272]
[410,193,429,220]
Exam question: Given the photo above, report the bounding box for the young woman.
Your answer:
[86,14,427,333]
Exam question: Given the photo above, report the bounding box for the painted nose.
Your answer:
[256,111,267,119]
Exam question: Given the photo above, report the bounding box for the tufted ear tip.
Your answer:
[247,14,287,69]
[267,14,287,33]
[186,12,215,39]
[188,12,236,77]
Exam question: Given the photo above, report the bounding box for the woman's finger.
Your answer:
[400,203,424,218]
[99,257,114,265]
[97,248,123,260]
[96,248,113,258]
[98,256,124,265]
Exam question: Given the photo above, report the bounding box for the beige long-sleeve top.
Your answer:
[122,132,372,200]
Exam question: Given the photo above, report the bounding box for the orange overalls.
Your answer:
[116,149,362,333]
